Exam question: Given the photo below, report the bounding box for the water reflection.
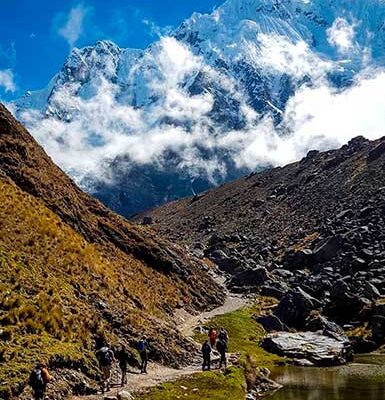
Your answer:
[269,355,385,400]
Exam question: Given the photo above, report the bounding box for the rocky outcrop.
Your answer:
[145,136,385,347]
[261,332,353,367]
[274,288,322,330]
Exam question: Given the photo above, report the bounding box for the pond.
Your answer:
[268,354,385,400]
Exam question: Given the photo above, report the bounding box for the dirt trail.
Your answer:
[73,280,248,399]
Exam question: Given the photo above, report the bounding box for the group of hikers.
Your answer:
[202,327,229,371]
[28,336,149,398]
[95,336,150,393]
[29,329,228,398]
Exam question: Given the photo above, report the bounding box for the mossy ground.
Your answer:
[135,298,284,399]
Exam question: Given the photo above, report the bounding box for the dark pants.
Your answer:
[33,387,45,400]
[219,351,227,368]
[140,351,148,373]
[120,365,127,386]
[202,354,211,371]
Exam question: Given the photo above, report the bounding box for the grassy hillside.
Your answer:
[0,103,224,398]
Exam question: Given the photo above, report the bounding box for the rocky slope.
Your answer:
[0,103,224,399]
[14,0,385,216]
[141,136,385,350]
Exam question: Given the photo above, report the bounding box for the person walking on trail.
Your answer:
[216,338,228,369]
[29,361,52,400]
[218,327,228,344]
[208,327,217,348]
[201,340,212,371]
[117,344,130,387]
[138,336,149,374]
[96,343,115,393]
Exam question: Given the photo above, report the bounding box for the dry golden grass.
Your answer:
[0,175,209,397]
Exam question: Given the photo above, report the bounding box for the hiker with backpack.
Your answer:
[29,361,52,400]
[137,336,149,374]
[117,344,130,387]
[218,327,229,344]
[216,338,228,369]
[96,343,115,393]
[201,340,212,371]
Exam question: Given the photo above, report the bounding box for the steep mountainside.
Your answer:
[13,0,385,216]
[142,136,385,348]
[0,103,223,399]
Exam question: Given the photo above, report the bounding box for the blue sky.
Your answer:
[0,0,220,100]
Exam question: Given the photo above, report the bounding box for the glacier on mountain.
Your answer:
[13,0,385,215]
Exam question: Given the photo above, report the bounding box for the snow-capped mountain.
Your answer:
[14,0,385,216]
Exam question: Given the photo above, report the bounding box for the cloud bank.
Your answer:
[20,29,385,186]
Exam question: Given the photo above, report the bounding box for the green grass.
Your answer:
[193,300,283,368]
[135,367,246,400]
[135,300,284,399]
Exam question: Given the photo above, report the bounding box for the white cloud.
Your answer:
[0,69,16,93]
[327,18,357,54]
[58,4,89,48]
[247,33,334,80]
[20,34,385,188]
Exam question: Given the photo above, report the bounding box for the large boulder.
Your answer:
[282,248,313,270]
[261,331,353,367]
[256,314,288,332]
[229,266,269,288]
[312,235,343,263]
[274,288,322,329]
[208,250,243,273]
[305,314,347,341]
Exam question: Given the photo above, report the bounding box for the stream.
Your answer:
[269,354,385,400]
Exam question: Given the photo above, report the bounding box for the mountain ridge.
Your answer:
[13,0,385,216]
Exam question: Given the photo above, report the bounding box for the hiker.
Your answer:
[208,327,217,348]
[96,343,115,393]
[216,338,228,369]
[201,340,212,371]
[138,336,149,374]
[29,361,52,400]
[117,344,130,387]
[218,327,229,344]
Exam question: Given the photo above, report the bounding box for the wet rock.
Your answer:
[261,331,352,366]
[292,358,315,367]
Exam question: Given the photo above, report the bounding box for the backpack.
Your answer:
[137,340,146,352]
[29,367,45,390]
[202,342,211,355]
[218,331,228,342]
[98,348,113,366]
